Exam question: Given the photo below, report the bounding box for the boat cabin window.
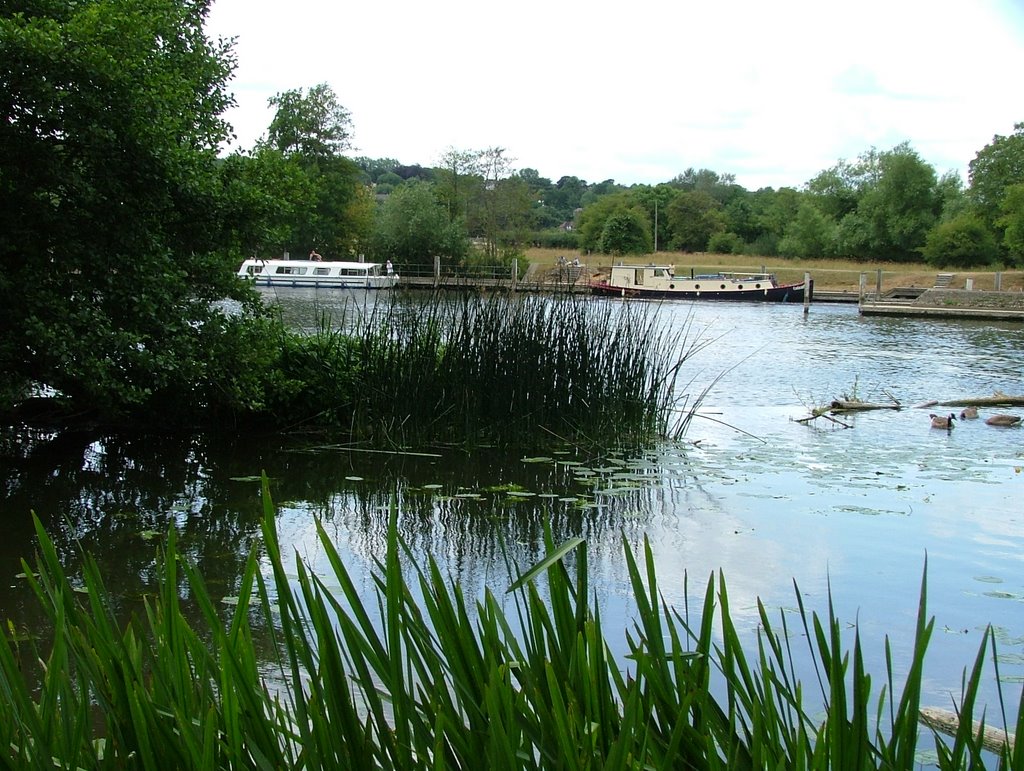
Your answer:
[245,265,262,276]
[654,269,667,277]
[313,267,330,276]
[274,266,307,275]
[340,268,368,276]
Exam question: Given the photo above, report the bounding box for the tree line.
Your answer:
[353,135,1024,271]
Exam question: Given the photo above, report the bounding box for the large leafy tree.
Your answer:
[665,191,727,252]
[262,84,370,257]
[599,210,652,255]
[267,83,352,160]
[576,192,640,252]
[969,123,1024,229]
[0,0,267,420]
[855,143,938,261]
[997,183,1024,263]
[779,201,837,258]
[920,213,1000,268]
[370,180,468,270]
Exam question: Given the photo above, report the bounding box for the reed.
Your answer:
[0,480,1019,768]
[346,291,705,447]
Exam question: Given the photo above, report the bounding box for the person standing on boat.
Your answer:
[386,259,394,275]
[309,249,322,261]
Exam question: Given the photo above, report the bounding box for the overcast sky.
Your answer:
[204,0,1024,191]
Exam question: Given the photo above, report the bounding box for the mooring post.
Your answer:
[511,259,518,293]
[433,255,441,289]
[859,272,867,303]
[995,271,1003,291]
[803,272,810,315]
[876,268,883,299]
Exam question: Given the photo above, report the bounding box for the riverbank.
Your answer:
[523,247,1024,294]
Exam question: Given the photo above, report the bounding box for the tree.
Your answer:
[665,191,726,252]
[920,213,999,268]
[267,83,353,160]
[435,147,482,222]
[0,0,272,421]
[779,201,837,258]
[935,170,969,222]
[475,146,515,259]
[806,160,862,220]
[969,123,1024,228]
[599,210,652,255]
[854,143,938,261]
[369,180,468,269]
[544,176,588,224]
[997,183,1024,264]
[576,192,639,252]
[261,84,371,257]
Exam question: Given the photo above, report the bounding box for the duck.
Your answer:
[959,406,979,420]
[985,413,1022,427]
[930,413,956,429]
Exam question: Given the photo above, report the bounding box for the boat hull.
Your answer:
[238,258,398,290]
[248,276,396,289]
[590,281,807,302]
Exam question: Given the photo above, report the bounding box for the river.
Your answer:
[1,288,1022,736]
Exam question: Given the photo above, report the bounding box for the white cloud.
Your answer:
[205,0,1024,189]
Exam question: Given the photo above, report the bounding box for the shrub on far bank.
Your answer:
[921,213,1001,268]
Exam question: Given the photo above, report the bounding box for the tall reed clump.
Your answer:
[350,292,707,447]
[0,479,1019,768]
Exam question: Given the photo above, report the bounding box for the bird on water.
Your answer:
[930,413,956,429]
[985,413,1022,427]
[959,406,979,420]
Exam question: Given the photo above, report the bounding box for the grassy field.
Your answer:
[524,247,1024,293]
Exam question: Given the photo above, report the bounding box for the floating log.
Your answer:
[919,706,1015,753]
[935,394,1024,408]
[829,399,901,411]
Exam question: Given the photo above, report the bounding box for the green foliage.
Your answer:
[855,143,939,261]
[779,201,838,258]
[0,496,1017,768]
[216,147,315,258]
[921,213,1001,268]
[665,190,727,252]
[969,122,1024,227]
[369,179,469,268]
[531,229,580,250]
[598,209,652,255]
[997,183,1024,264]
[707,231,745,254]
[260,82,372,258]
[576,192,644,252]
[267,82,353,159]
[0,0,262,421]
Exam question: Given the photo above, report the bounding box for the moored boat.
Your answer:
[590,263,809,302]
[238,258,399,289]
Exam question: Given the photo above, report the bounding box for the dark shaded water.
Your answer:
[1,289,1022,735]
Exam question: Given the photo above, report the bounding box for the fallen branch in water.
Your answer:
[919,706,1016,754]
[829,399,901,412]
[934,392,1024,408]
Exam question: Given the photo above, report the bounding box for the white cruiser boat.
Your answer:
[238,258,398,289]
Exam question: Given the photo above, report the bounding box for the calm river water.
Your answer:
[1,287,1022,735]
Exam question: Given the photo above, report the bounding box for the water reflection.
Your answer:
[0,292,1022,726]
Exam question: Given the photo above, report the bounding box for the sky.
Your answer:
[203,0,1024,191]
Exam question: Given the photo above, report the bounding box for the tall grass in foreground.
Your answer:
[304,291,707,447]
[0,479,1020,769]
